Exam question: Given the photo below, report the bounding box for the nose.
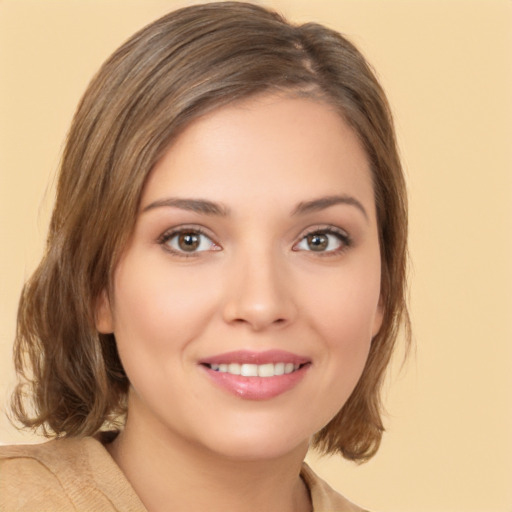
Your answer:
[222,247,297,332]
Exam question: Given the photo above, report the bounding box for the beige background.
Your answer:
[1,1,511,511]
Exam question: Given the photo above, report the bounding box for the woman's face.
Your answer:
[97,93,383,461]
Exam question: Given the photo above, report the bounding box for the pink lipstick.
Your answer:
[199,350,311,400]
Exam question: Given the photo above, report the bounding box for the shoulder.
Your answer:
[0,436,145,511]
[0,436,94,478]
[301,462,368,512]
[0,439,79,511]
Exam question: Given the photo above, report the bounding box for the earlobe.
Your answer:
[95,290,114,334]
[372,297,385,338]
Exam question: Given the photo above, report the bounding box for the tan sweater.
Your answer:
[0,437,365,511]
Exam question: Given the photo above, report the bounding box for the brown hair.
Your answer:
[12,1,409,462]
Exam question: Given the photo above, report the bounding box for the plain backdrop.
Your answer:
[1,1,511,511]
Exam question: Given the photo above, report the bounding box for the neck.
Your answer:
[107,407,311,512]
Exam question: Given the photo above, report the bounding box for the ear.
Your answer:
[371,296,385,338]
[95,289,114,334]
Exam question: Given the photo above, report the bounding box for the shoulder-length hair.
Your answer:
[12,1,409,462]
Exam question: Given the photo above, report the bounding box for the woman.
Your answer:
[0,2,409,511]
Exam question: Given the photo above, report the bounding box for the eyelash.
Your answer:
[157,225,352,258]
[157,226,219,258]
[293,226,353,256]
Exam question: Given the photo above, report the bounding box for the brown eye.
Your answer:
[162,229,218,254]
[306,233,328,251]
[178,232,200,251]
[294,228,350,254]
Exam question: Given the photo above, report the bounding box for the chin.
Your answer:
[207,434,309,463]
[188,415,313,462]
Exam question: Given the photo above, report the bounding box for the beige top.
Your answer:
[0,436,365,511]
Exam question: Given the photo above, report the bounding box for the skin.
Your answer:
[97,93,382,512]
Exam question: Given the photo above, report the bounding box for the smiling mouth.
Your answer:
[203,362,307,377]
[200,351,311,399]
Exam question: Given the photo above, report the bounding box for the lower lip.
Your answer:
[201,364,310,400]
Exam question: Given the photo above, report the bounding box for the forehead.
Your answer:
[142,93,375,217]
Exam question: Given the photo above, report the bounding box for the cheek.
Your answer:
[295,283,378,432]
[303,262,381,381]
[309,265,381,340]
[111,255,221,355]
[108,256,223,413]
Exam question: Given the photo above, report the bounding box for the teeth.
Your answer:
[228,363,241,375]
[240,364,258,377]
[208,362,301,377]
[274,362,285,375]
[258,363,274,377]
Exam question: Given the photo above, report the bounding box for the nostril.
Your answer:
[222,292,296,330]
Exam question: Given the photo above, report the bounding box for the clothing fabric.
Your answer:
[0,436,365,511]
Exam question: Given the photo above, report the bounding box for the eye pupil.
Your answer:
[307,233,328,251]
[178,232,200,251]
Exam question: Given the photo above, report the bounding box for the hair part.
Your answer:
[11,1,409,462]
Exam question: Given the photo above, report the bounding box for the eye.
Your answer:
[294,228,351,254]
[160,228,219,255]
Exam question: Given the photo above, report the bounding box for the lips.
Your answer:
[199,350,311,400]
[200,349,309,366]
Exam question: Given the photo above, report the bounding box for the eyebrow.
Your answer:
[292,195,369,221]
[142,198,229,216]
[142,194,368,220]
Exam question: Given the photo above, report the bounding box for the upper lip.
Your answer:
[199,350,310,366]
